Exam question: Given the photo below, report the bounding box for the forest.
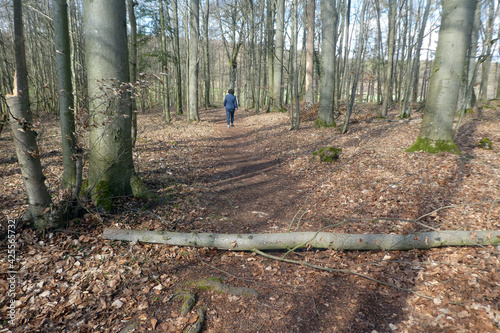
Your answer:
[0,0,500,332]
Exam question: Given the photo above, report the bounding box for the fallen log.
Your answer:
[102,228,500,251]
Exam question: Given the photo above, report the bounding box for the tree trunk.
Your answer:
[478,0,495,101]
[53,0,77,188]
[159,0,170,122]
[381,0,396,117]
[202,0,211,108]
[304,0,315,105]
[172,0,183,115]
[402,0,431,116]
[408,0,477,154]
[127,0,139,143]
[8,0,53,228]
[342,0,367,134]
[266,0,275,110]
[272,0,285,110]
[83,0,151,210]
[291,0,300,130]
[103,228,500,251]
[317,0,337,128]
[188,0,200,121]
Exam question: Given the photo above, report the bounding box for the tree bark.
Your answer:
[172,0,183,115]
[408,0,477,154]
[158,0,170,122]
[317,0,337,128]
[188,0,200,121]
[127,0,139,142]
[201,0,211,108]
[53,0,77,188]
[83,0,151,210]
[304,0,315,105]
[103,229,500,251]
[8,0,53,228]
[381,0,396,117]
[272,0,285,110]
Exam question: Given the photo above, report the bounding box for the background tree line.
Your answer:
[1,0,498,125]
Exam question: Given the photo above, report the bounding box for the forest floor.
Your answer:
[1,100,500,333]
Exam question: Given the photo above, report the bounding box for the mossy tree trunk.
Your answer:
[317,0,337,128]
[83,0,150,210]
[408,0,477,154]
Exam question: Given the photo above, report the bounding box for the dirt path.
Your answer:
[195,108,306,234]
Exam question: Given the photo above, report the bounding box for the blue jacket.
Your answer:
[224,94,238,111]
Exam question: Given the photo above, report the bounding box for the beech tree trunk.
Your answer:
[103,229,500,251]
[317,0,337,128]
[83,0,150,210]
[408,0,476,154]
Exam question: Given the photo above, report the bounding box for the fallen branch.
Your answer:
[102,228,500,251]
[252,249,434,300]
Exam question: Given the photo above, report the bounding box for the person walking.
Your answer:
[223,89,238,128]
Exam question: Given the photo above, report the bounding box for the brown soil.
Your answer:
[1,102,499,332]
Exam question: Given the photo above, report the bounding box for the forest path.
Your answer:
[195,107,306,234]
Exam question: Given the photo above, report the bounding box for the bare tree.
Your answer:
[53,0,77,188]
[188,0,200,121]
[381,0,396,117]
[7,0,54,228]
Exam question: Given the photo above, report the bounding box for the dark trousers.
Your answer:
[226,109,234,125]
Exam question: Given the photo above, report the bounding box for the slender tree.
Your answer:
[201,0,211,108]
[172,0,183,115]
[272,0,285,110]
[478,0,496,100]
[7,0,54,228]
[342,0,368,134]
[188,0,200,121]
[127,0,139,142]
[408,0,477,154]
[53,0,77,188]
[304,0,315,105]
[381,0,396,117]
[83,0,150,209]
[159,0,171,122]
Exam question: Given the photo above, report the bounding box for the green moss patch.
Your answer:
[312,147,342,162]
[407,136,460,154]
[314,118,337,128]
[478,137,493,150]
